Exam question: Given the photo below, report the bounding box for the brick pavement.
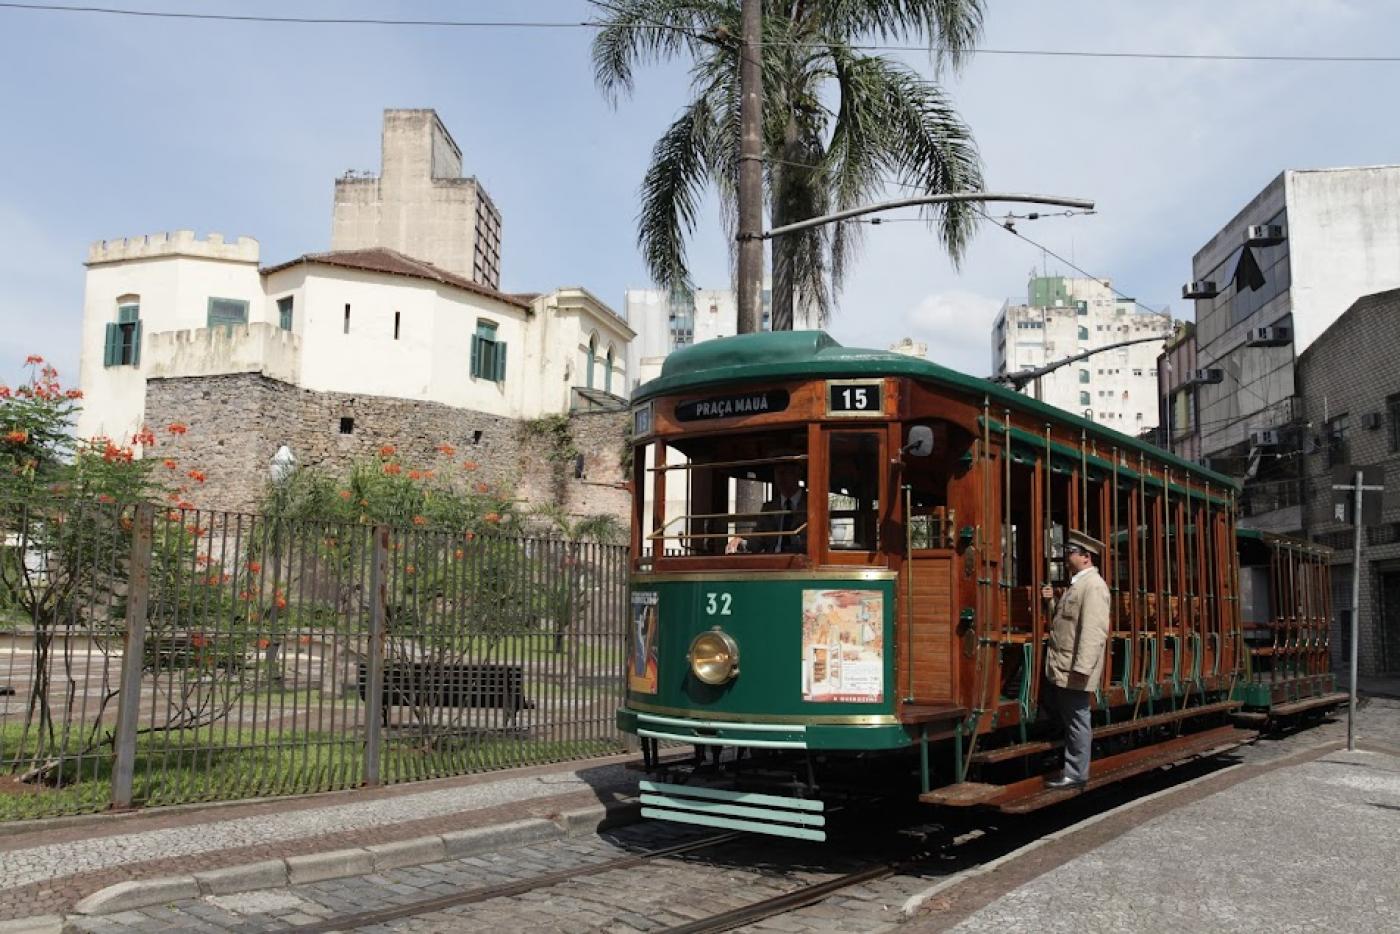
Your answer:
[0,752,643,922]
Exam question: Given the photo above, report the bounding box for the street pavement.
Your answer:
[2,699,1397,932]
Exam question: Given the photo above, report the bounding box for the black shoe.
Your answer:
[1044,776,1086,790]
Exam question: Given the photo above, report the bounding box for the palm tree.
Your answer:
[592,0,985,330]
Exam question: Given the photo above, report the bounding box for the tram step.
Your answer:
[1269,691,1349,718]
[968,699,1242,765]
[998,725,1256,814]
[918,782,1006,806]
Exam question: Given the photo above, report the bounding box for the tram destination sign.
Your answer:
[826,379,885,417]
[675,389,790,422]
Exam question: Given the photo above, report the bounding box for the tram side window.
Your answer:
[828,433,880,550]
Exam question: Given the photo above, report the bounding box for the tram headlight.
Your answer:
[688,628,740,685]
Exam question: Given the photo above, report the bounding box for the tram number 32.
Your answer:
[828,381,882,414]
[705,593,733,616]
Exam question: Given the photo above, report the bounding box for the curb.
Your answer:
[68,799,641,917]
[0,916,63,934]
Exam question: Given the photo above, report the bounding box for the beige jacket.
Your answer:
[1044,566,1111,691]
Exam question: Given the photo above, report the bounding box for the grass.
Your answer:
[0,720,625,822]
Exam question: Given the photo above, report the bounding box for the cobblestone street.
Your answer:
[53,699,1400,933]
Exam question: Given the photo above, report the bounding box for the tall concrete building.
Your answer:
[623,284,819,393]
[991,276,1172,430]
[1177,166,1400,532]
[333,110,503,289]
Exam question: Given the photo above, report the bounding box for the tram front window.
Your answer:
[646,430,808,557]
[828,433,880,551]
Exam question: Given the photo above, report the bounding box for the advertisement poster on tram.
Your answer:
[801,589,884,703]
[628,591,659,694]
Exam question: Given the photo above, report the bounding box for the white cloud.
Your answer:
[905,290,1004,374]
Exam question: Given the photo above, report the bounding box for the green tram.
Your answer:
[619,331,1341,840]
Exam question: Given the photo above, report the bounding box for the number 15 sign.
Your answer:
[825,379,885,417]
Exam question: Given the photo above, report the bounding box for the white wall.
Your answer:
[1287,166,1400,351]
[77,233,262,443]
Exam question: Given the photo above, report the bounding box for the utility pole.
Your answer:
[1332,465,1385,751]
[735,0,764,334]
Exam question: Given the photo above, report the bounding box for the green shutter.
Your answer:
[103,323,119,367]
[131,320,142,367]
[470,334,481,378]
[495,342,507,382]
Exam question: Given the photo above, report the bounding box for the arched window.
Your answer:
[605,346,614,394]
[587,334,598,389]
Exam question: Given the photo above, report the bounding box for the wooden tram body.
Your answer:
[619,332,1338,839]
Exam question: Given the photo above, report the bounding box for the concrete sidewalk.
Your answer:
[914,708,1400,933]
[0,752,645,927]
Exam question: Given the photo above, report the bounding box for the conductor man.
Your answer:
[1039,530,1110,790]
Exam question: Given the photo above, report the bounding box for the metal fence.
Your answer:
[0,500,630,821]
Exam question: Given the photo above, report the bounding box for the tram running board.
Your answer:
[923,725,1256,812]
[969,699,1241,765]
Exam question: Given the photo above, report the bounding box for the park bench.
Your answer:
[357,662,534,729]
[141,634,247,673]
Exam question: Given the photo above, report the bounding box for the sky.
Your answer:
[3,0,1400,393]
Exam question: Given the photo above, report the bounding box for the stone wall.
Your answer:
[143,373,630,524]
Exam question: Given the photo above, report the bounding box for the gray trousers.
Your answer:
[1052,684,1093,783]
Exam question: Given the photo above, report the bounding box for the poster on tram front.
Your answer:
[628,591,659,694]
[800,589,884,703]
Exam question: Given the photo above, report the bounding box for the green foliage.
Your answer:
[591,0,985,327]
[520,414,579,467]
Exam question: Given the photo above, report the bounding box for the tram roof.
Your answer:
[635,331,1238,491]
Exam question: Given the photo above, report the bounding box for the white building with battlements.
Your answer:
[76,232,631,447]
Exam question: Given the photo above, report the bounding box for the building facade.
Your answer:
[1155,322,1201,462]
[624,284,819,394]
[76,233,632,512]
[1296,288,1400,676]
[991,276,1172,430]
[1180,166,1400,533]
[332,110,503,289]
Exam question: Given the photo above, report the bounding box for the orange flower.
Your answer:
[378,444,397,458]
[484,512,502,525]
[464,531,476,541]
[166,509,182,521]
[299,635,312,646]
[383,463,402,476]
[462,460,479,471]
[166,422,188,435]
[437,443,456,456]
[132,427,157,447]
[411,514,428,526]
[453,548,465,560]
[408,470,423,481]
[474,482,490,494]
[177,501,196,512]
[24,354,43,366]
[422,470,435,480]
[256,637,271,649]
[162,459,178,470]
[275,595,288,610]
[97,493,114,504]
[194,554,211,567]
[65,389,83,399]
[404,564,417,576]
[0,386,9,399]
[187,470,206,484]
[248,561,262,574]
[4,430,28,444]
[240,591,255,602]
[337,490,352,501]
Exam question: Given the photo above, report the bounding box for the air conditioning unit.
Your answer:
[1250,429,1280,447]
[1192,369,1224,384]
[1362,412,1384,431]
[1246,224,1285,246]
[1182,280,1219,299]
[1246,325,1291,347]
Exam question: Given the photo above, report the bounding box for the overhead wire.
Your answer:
[2,1,1400,66]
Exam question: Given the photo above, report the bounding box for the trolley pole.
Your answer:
[735,0,764,335]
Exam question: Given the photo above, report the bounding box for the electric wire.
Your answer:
[4,1,1400,67]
